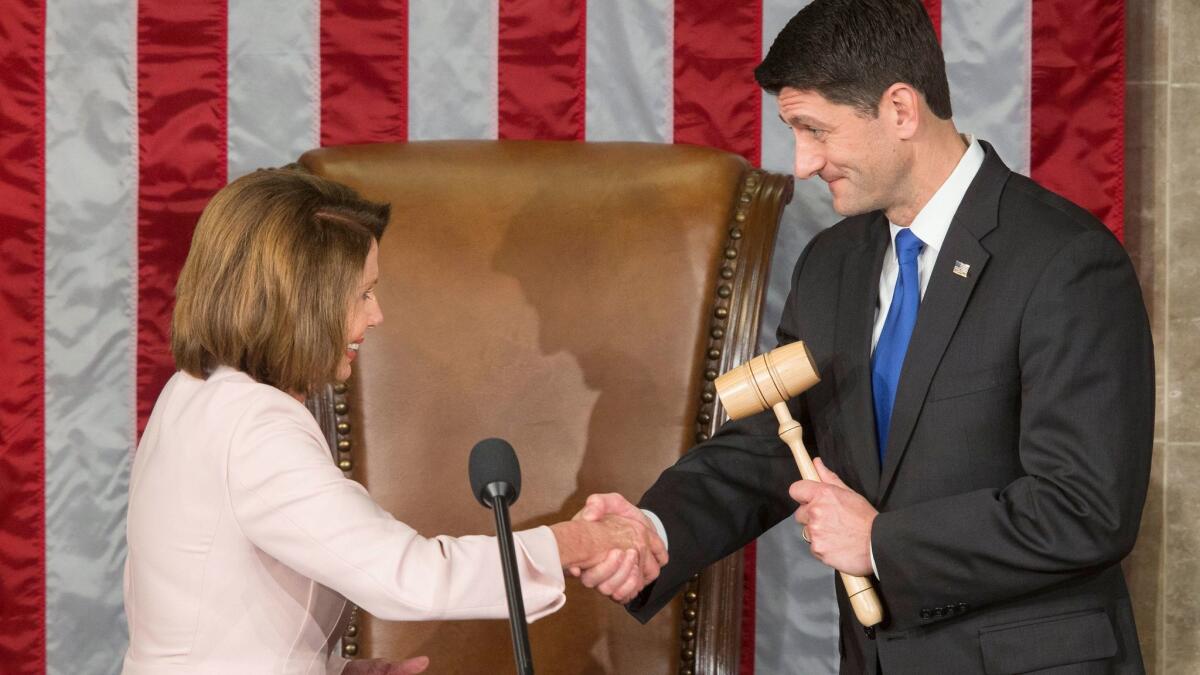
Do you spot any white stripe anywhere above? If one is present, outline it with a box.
[585,0,672,142]
[759,0,811,175]
[228,0,321,178]
[754,2,847,674]
[408,0,498,140]
[44,0,138,672]
[942,0,1032,175]
[759,0,835,349]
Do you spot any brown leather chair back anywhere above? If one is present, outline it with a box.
[300,141,791,674]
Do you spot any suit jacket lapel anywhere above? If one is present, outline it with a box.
[877,144,1010,499]
[833,214,889,503]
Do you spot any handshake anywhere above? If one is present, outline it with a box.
[549,493,667,605]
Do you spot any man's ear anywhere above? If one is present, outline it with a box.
[880,83,921,140]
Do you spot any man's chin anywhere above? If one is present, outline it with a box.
[830,198,865,217]
[828,192,875,218]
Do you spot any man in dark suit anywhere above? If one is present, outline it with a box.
[572,0,1154,672]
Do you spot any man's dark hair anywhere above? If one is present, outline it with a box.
[755,0,952,119]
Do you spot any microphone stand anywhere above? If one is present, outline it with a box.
[485,481,534,675]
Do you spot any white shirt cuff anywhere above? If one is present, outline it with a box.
[641,509,669,551]
[870,540,879,579]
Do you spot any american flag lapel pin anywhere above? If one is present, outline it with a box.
[953,260,970,278]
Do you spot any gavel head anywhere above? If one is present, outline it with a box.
[714,341,820,420]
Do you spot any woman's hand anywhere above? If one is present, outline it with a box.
[550,502,668,603]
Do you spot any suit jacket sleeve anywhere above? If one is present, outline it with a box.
[225,394,567,622]
[628,235,823,622]
[870,228,1154,630]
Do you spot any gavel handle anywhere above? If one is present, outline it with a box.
[772,403,884,628]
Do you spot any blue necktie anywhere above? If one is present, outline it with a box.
[872,229,925,461]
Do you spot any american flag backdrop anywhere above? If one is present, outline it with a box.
[0,1,1125,673]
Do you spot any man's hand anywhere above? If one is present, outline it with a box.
[790,458,877,577]
[342,656,430,674]
[551,493,668,604]
[575,493,668,579]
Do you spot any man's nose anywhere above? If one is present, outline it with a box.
[792,137,825,180]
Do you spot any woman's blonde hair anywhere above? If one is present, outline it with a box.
[172,169,389,394]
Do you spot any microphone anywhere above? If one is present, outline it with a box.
[468,438,534,675]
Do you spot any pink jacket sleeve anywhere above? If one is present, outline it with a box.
[224,393,566,622]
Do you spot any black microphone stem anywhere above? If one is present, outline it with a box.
[491,493,534,675]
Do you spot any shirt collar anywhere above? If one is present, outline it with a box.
[888,135,985,254]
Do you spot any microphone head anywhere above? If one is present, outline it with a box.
[468,438,522,508]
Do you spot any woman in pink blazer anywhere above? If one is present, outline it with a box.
[121,170,664,675]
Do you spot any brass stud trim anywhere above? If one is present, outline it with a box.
[680,168,766,674]
[342,604,361,659]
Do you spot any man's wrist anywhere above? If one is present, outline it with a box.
[641,509,669,551]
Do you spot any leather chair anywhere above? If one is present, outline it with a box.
[300,140,791,674]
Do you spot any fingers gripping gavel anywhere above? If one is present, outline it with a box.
[714,341,884,628]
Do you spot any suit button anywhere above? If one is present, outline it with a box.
[920,609,931,619]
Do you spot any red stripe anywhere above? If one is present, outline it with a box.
[921,0,941,41]
[674,0,762,166]
[496,0,585,139]
[739,540,757,675]
[320,0,409,145]
[1031,0,1125,241]
[498,0,586,140]
[0,1,44,671]
[137,1,228,434]
[671,2,764,670]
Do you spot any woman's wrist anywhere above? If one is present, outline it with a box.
[549,520,590,569]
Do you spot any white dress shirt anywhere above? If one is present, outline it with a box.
[865,136,984,576]
[872,136,985,351]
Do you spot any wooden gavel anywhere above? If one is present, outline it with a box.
[714,341,884,628]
